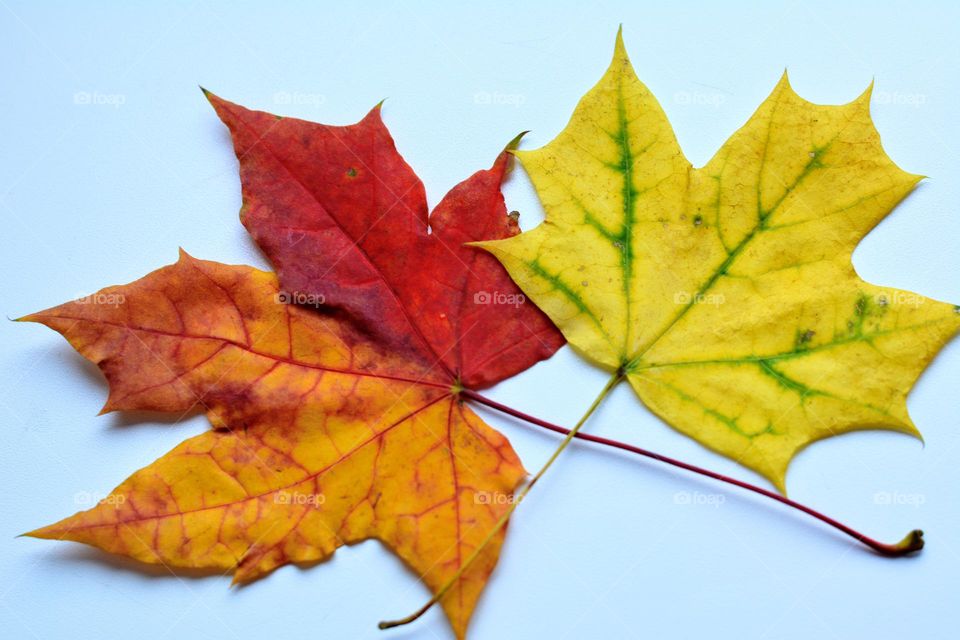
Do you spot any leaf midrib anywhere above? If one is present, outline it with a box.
[32,314,451,391]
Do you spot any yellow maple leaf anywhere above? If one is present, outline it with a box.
[477,30,960,492]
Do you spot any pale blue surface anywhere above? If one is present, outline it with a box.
[2,2,959,639]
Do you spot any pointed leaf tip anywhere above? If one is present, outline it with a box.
[613,25,627,56]
[200,87,229,115]
[504,131,528,153]
[199,86,219,104]
[362,99,388,124]
[856,79,875,106]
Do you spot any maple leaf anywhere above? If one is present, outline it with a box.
[204,92,559,387]
[22,97,563,639]
[477,30,960,492]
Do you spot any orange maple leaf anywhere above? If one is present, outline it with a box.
[22,96,563,639]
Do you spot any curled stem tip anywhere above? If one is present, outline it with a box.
[884,529,924,556]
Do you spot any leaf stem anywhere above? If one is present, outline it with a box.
[461,388,923,558]
[378,372,623,632]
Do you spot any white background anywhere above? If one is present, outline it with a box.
[2,2,959,639]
